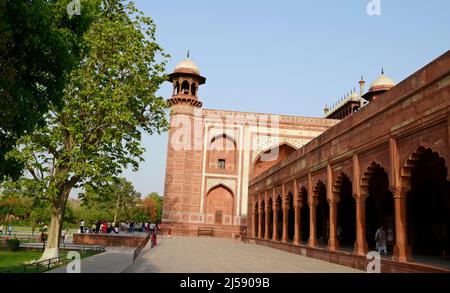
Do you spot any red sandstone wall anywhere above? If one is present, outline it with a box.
[72,234,143,247]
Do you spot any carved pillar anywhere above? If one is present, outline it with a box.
[389,137,412,261]
[353,154,368,255]
[258,196,263,239]
[264,191,270,241]
[328,200,339,251]
[327,165,339,251]
[281,183,288,243]
[293,180,301,245]
[393,188,412,262]
[355,197,368,256]
[272,188,278,241]
[308,174,317,247]
[253,197,258,238]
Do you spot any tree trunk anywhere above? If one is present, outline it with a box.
[39,182,73,261]
[39,206,64,261]
[31,217,36,236]
[113,192,121,224]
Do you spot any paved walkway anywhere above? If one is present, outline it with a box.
[124,237,362,273]
[49,247,135,273]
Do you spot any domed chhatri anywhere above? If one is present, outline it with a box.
[369,68,396,92]
[167,52,206,108]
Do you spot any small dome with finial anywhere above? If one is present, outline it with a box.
[369,67,395,92]
[174,50,200,75]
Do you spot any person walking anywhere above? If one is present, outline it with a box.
[80,219,85,234]
[7,224,12,236]
[375,225,387,255]
[61,228,67,244]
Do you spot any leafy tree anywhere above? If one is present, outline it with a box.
[79,177,142,224]
[143,192,163,223]
[0,0,101,180]
[5,0,169,260]
[1,178,51,232]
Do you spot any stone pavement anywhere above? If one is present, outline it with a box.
[124,236,363,273]
[48,247,135,273]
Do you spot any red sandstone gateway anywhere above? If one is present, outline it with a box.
[162,55,336,238]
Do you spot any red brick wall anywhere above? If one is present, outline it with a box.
[73,234,143,247]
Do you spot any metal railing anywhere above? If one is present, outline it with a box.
[0,245,105,273]
[132,231,164,262]
[0,256,69,273]
[133,232,151,262]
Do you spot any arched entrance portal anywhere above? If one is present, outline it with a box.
[337,174,356,248]
[288,193,295,242]
[268,197,274,240]
[206,185,234,225]
[276,195,283,241]
[300,187,310,243]
[365,164,395,253]
[406,148,450,260]
[315,182,329,246]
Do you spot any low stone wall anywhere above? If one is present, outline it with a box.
[253,238,450,273]
[163,223,240,238]
[73,234,144,247]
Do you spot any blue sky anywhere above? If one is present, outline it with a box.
[122,0,450,197]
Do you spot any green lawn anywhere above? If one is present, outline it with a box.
[0,249,97,273]
[0,250,68,272]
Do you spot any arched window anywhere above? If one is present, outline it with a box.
[191,83,197,96]
[174,81,180,95]
[181,80,190,95]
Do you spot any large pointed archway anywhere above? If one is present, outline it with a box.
[405,147,450,260]
[206,185,234,225]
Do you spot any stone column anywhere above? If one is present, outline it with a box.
[328,200,339,251]
[354,197,368,256]
[253,197,258,238]
[282,204,288,243]
[353,153,368,255]
[327,165,339,251]
[264,192,270,241]
[308,173,317,247]
[293,180,301,245]
[281,183,288,243]
[272,200,281,241]
[258,198,263,239]
[393,188,412,262]
[308,199,318,247]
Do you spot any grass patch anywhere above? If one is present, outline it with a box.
[0,249,99,273]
